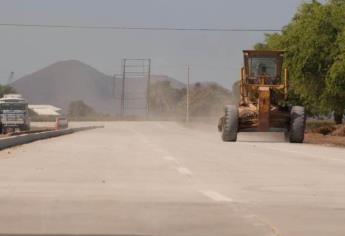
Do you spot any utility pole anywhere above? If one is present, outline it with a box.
[7,72,14,85]
[113,74,116,98]
[186,65,190,123]
[121,59,126,118]
[146,59,151,119]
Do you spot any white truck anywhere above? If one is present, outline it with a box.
[0,94,30,133]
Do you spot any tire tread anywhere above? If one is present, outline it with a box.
[289,106,306,143]
[222,105,239,142]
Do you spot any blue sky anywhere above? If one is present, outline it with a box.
[0,0,306,88]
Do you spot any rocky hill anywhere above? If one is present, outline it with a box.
[11,60,184,116]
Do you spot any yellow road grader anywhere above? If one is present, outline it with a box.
[218,50,306,143]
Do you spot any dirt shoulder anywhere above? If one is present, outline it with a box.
[305,122,345,147]
[305,133,345,147]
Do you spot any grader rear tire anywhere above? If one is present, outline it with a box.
[289,106,306,143]
[222,105,239,142]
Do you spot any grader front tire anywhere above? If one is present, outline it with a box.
[289,106,306,143]
[222,105,239,142]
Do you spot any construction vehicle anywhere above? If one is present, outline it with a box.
[0,94,30,134]
[218,50,306,143]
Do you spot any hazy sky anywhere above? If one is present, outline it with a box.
[0,0,306,88]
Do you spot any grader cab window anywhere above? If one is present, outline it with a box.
[248,57,279,84]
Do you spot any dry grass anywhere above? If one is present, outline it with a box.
[332,125,345,137]
[305,121,345,147]
[305,133,345,147]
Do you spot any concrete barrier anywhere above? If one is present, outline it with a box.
[0,126,103,151]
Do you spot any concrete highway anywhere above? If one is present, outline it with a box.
[0,122,345,236]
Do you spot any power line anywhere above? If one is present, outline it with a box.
[0,23,281,32]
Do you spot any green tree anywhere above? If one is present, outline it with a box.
[0,85,16,98]
[150,81,234,118]
[177,82,233,117]
[325,27,345,124]
[149,81,185,115]
[68,100,95,117]
[256,0,345,123]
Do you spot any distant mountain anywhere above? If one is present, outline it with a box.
[11,60,185,116]
[11,60,118,114]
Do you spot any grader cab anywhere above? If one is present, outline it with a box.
[218,50,306,143]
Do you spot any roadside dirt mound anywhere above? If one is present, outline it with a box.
[311,124,345,137]
[332,125,345,137]
[312,126,336,135]
[307,123,345,147]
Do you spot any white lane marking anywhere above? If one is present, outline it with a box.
[147,143,166,153]
[164,156,177,162]
[141,139,150,144]
[242,214,257,219]
[200,190,233,202]
[242,214,281,235]
[176,167,193,177]
[155,123,164,129]
[164,156,176,161]
[153,147,165,153]
[146,142,155,147]
[253,223,266,227]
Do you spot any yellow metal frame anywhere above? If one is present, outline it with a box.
[240,67,289,105]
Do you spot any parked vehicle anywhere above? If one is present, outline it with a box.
[55,115,69,130]
[0,94,30,134]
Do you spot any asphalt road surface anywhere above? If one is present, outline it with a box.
[0,122,345,236]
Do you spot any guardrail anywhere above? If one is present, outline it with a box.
[0,126,104,151]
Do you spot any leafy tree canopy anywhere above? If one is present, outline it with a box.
[255,0,345,123]
[68,100,96,117]
[0,85,16,98]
